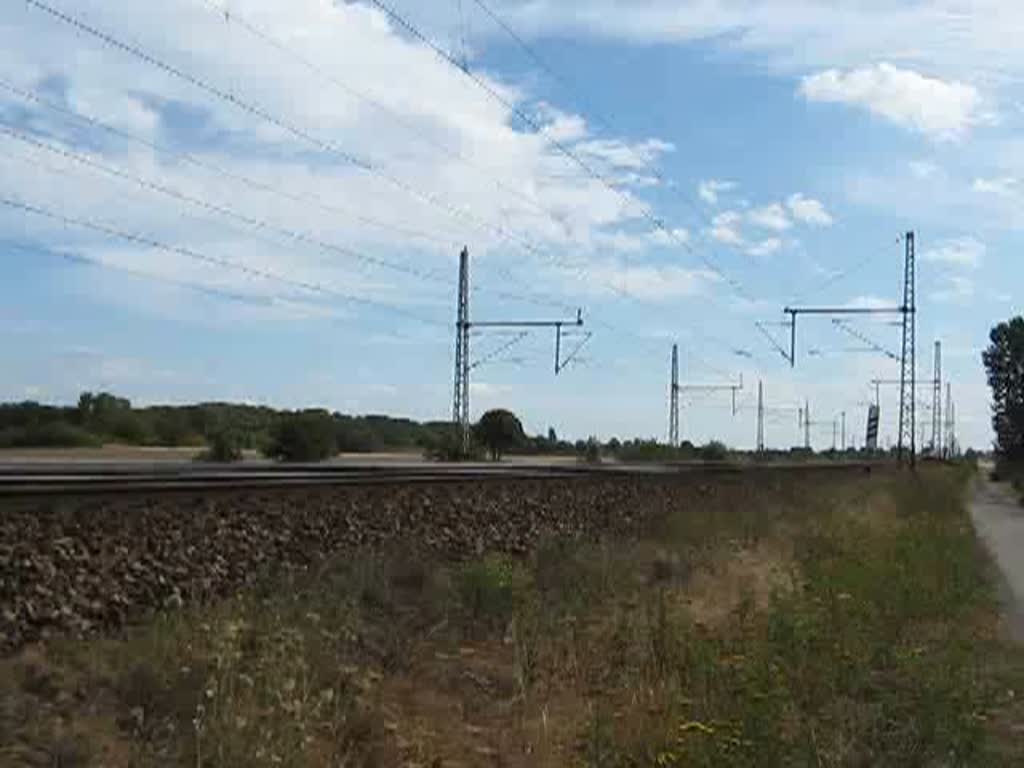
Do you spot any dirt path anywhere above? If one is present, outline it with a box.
[970,466,1024,641]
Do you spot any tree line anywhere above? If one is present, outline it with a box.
[0,394,742,463]
[0,392,456,459]
[983,315,1024,467]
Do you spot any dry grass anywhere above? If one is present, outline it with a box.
[2,466,1022,766]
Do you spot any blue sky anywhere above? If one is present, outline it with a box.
[2,0,1021,450]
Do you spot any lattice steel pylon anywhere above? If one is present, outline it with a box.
[945,382,954,459]
[932,340,942,456]
[897,232,917,466]
[757,380,765,453]
[669,344,680,448]
[452,246,471,453]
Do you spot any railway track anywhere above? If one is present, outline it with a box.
[0,460,884,497]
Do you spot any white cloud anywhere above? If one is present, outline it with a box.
[909,161,939,180]
[0,0,684,322]
[931,275,975,304]
[972,176,1019,197]
[589,227,688,253]
[748,203,791,232]
[710,211,743,245]
[786,193,834,226]
[577,137,675,171]
[922,237,985,269]
[698,179,735,205]
[799,63,986,141]
[746,238,782,257]
[491,2,1024,92]
[577,261,717,301]
[470,381,513,400]
[646,227,691,247]
[845,295,898,310]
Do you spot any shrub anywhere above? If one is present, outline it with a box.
[196,431,244,463]
[456,555,526,628]
[0,422,101,449]
[264,412,338,462]
[422,427,483,462]
[335,423,382,453]
[699,440,730,461]
[473,409,526,461]
[578,437,602,464]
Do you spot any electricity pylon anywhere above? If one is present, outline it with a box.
[669,344,680,448]
[452,247,584,454]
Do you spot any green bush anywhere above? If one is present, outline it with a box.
[0,422,101,449]
[106,412,151,444]
[699,440,730,461]
[473,409,527,461]
[456,555,526,628]
[578,437,602,464]
[335,423,382,453]
[422,428,484,462]
[264,412,338,462]
[196,431,244,463]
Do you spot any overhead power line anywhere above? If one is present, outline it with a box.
[21,0,767,378]
[21,0,585,284]
[0,195,447,327]
[186,2,582,313]
[831,319,900,362]
[0,121,451,286]
[365,0,754,304]
[0,78,462,252]
[2,238,338,314]
[363,0,781,377]
[0,78,581,314]
[196,0,562,229]
[466,0,787,290]
[788,234,904,306]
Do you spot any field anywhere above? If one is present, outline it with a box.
[2,465,1023,766]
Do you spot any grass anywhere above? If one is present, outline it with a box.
[2,466,1023,766]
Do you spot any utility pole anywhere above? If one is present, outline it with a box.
[774,233,917,465]
[757,380,765,453]
[669,344,680,448]
[951,399,958,457]
[804,399,811,449]
[931,341,942,456]
[841,411,846,452]
[782,306,903,368]
[452,247,471,454]
[945,383,953,459]
[676,374,744,443]
[451,247,584,456]
[897,231,917,466]
[832,419,837,452]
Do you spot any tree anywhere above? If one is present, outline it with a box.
[578,437,601,464]
[474,409,526,461]
[699,440,730,462]
[197,430,244,463]
[983,316,1024,458]
[264,411,338,462]
[77,391,131,426]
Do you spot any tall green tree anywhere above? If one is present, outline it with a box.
[264,411,338,462]
[982,316,1024,458]
[474,409,526,461]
